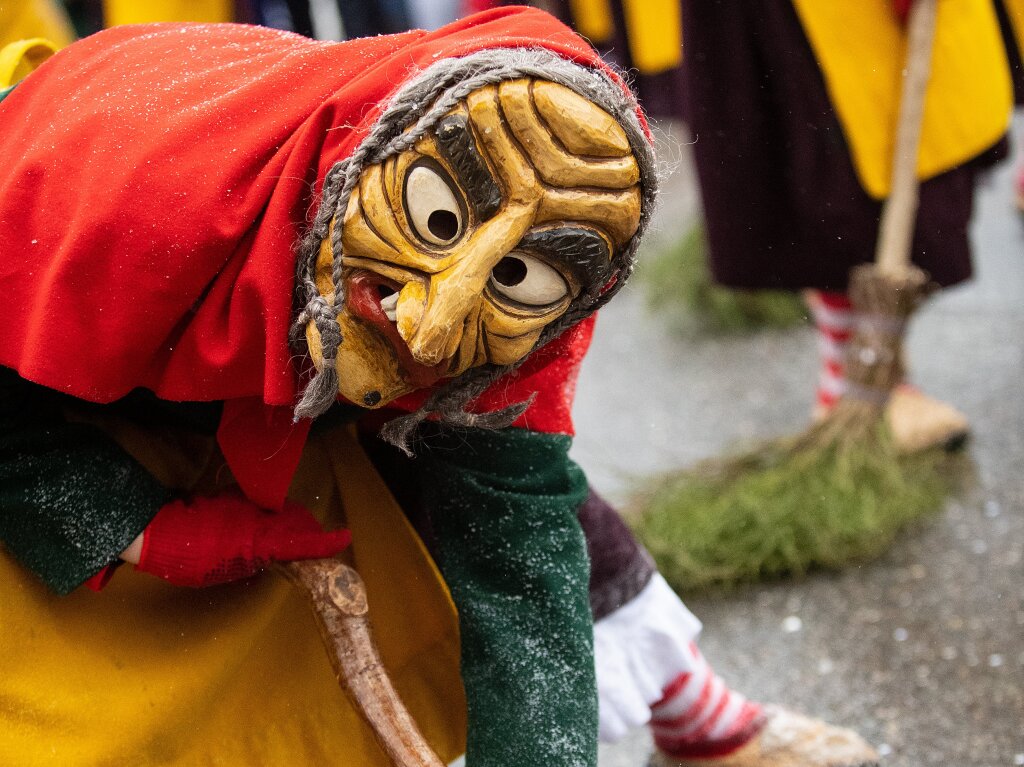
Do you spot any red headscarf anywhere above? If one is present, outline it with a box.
[0,10,642,506]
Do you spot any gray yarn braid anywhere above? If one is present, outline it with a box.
[292,47,658,451]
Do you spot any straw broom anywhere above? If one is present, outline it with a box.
[631,0,963,591]
[803,0,936,451]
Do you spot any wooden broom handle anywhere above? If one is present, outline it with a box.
[874,0,939,276]
[280,559,446,767]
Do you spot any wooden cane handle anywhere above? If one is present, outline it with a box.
[281,559,446,767]
[874,0,938,276]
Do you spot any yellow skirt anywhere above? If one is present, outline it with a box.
[792,0,1013,199]
[0,423,466,766]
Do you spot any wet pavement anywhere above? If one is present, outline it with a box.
[574,120,1024,767]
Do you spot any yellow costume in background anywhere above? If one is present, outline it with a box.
[0,36,55,86]
[103,0,233,26]
[0,0,68,85]
[1007,0,1024,49]
[568,0,682,73]
[0,0,74,48]
[792,0,1014,198]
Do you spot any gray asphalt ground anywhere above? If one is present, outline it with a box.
[574,120,1024,767]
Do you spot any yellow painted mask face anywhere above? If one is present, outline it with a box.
[307,79,642,408]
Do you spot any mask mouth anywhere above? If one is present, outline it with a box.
[344,269,449,390]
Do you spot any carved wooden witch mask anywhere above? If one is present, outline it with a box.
[305,79,643,409]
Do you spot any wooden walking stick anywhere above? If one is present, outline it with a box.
[280,558,446,767]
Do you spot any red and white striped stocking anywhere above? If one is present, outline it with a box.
[804,289,855,412]
[650,642,765,759]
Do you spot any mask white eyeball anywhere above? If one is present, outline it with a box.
[404,164,464,246]
[489,252,569,307]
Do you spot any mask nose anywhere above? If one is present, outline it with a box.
[397,269,487,368]
[395,202,538,368]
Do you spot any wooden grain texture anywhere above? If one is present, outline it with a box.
[874,0,938,276]
[499,80,640,189]
[532,81,631,158]
[281,559,446,767]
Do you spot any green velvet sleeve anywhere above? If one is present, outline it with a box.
[0,368,172,594]
[415,424,596,767]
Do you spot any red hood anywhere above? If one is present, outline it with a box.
[0,9,630,405]
[0,11,636,507]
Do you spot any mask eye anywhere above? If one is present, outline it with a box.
[489,252,569,307]
[404,164,464,246]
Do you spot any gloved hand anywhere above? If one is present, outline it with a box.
[135,493,351,587]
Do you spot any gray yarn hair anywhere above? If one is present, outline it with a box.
[291,47,658,452]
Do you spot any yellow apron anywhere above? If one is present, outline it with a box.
[0,420,466,766]
[792,0,1014,199]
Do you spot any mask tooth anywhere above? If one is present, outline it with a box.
[395,281,427,343]
[380,291,399,322]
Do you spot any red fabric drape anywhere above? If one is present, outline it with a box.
[0,10,638,505]
[0,9,613,406]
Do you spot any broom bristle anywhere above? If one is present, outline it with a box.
[629,264,952,592]
[629,424,963,592]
